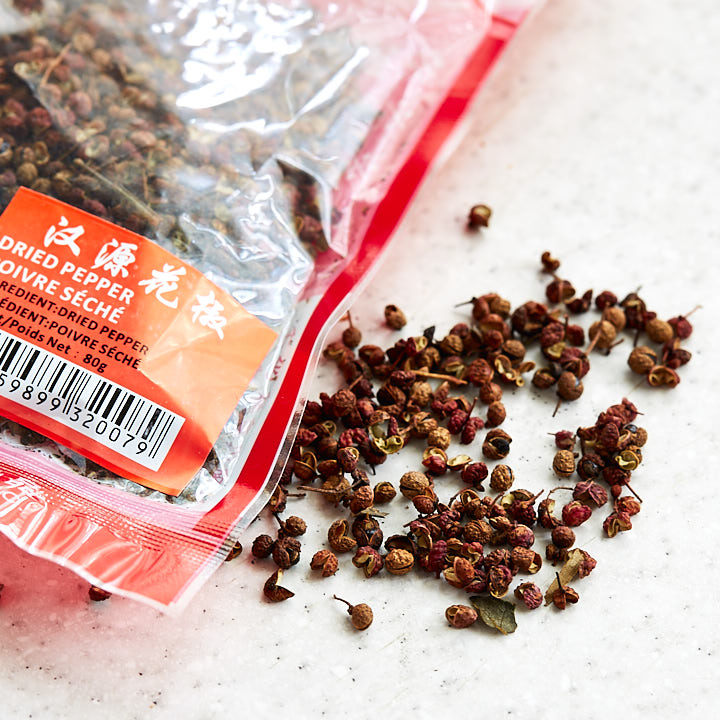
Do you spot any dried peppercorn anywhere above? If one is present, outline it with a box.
[224,541,244,562]
[552,430,575,450]
[551,573,579,610]
[510,547,542,574]
[463,519,494,544]
[545,544,569,566]
[577,550,598,578]
[327,519,358,553]
[616,496,642,516]
[465,358,494,385]
[507,524,535,549]
[413,494,436,515]
[627,346,657,374]
[373,481,397,504]
[573,481,608,507]
[561,501,592,527]
[546,278,575,304]
[342,313,362,348]
[488,564,513,598]
[446,604,478,628]
[647,365,680,388]
[551,525,576,549]
[334,596,373,630]
[272,537,301,569]
[595,290,618,310]
[348,486,374,514]
[540,251,561,274]
[565,289,593,314]
[427,427,452,450]
[490,464,514,492]
[603,511,633,537]
[384,304,407,330]
[515,582,543,609]
[352,546,384,577]
[443,556,476,588]
[252,534,276,559]
[283,516,308,537]
[552,449,576,478]
[556,371,583,401]
[467,203,492,230]
[310,550,339,577]
[399,471,432,499]
[461,417,484,444]
[482,429,512,460]
[264,570,294,603]
[478,381,503,404]
[486,401,506,427]
[385,548,415,576]
[588,320,617,351]
[88,585,112,602]
[645,318,673,344]
[461,461,489,489]
[668,312,696,339]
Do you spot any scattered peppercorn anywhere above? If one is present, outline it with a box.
[310,550,339,577]
[467,203,492,230]
[445,604,478,628]
[384,304,407,330]
[88,585,112,602]
[334,595,373,630]
[246,252,681,633]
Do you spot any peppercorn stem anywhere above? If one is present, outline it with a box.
[40,42,72,87]
[413,370,467,386]
[586,331,601,355]
[297,486,347,497]
[624,482,643,503]
[333,595,353,610]
[403,514,440,527]
[74,158,160,223]
[552,398,563,417]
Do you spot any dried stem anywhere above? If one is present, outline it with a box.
[74,158,159,222]
[40,42,72,87]
[413,370,467,386]
[624,482,643,503]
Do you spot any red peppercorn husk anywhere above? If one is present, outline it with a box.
[561,501,592,527]
[515,582,543,609]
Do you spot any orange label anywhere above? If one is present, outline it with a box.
[0,188,277,495]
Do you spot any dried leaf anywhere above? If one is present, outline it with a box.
[544,548,584,605]
[469,595,517,635]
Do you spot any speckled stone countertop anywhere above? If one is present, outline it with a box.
[1,0,719,718]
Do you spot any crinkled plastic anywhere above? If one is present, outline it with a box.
[0,0,537,609]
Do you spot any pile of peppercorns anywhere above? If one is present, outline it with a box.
[239,251,694,632]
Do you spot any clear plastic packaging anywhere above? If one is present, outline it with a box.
[0,0,537,609]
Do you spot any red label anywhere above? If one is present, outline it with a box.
[0,188,277,495]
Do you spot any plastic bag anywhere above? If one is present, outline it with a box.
[0,0,537,609]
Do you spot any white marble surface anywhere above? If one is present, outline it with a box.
[1,0,719,718]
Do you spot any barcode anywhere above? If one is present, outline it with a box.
[0,329,184,471]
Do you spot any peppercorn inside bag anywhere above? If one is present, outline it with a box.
[0,0,538,609]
